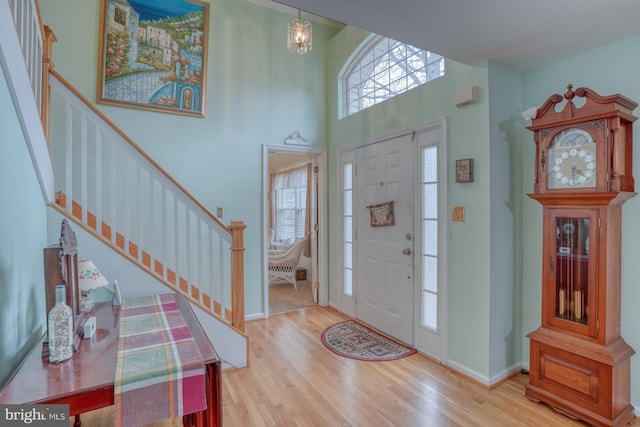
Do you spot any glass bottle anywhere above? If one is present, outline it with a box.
[48,284,73,364]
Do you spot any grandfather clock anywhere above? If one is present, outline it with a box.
[525,84,637,426]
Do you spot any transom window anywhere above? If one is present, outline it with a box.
[341,35,445,118]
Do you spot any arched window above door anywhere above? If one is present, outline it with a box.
[340,35,445,118]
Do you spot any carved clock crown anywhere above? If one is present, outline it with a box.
[528,84,638,194]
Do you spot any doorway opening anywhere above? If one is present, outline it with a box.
[262,145,326,317]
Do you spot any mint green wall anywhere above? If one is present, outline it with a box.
[39,0,339,316]
[522,34,640,408]
[487,62,524,381]
[0,66,48,388]
[327,26,501,381]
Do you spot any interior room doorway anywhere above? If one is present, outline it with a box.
[263,145,326,317]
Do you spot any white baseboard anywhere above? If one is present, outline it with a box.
[446,359,490,385]
[245,312,265,321]
[446,359,523,387]
[488,363,524,386]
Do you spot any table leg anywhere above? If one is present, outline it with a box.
[205,363,222,427]
[191,411,205,427]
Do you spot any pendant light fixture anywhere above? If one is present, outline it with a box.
[288,9,312,54]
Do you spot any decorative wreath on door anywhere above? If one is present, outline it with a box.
[367,201,395,227]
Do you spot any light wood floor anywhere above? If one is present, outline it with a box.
[74,306,638,426]
[269,279,315,314]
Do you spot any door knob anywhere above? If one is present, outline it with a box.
[403,248,412,256]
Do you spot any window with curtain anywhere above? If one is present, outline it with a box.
[273,166,308,242]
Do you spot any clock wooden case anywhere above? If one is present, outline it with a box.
[525,84,637,427]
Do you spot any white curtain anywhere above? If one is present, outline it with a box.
[273,166,308,242]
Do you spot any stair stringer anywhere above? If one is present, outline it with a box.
[47,207,248,369]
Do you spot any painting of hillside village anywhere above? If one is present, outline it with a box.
[97,0,209,116]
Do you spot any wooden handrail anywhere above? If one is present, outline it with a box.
[50,198,247,336]
[48,68,231,234]
[41,25,56,145]
[48,72,248,331]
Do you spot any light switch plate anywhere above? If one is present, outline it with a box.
[452,206,465,221]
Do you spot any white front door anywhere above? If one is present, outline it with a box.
[355,134,414,344]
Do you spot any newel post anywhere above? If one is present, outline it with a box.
[229,221,246,332]
[41,25,57,144]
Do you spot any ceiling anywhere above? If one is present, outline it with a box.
[265,0,640,73]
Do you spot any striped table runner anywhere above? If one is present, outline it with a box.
[114,293,207,427]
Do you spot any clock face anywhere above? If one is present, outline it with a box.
[547,128,596,189]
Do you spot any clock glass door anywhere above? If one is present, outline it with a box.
[545,208,597,337]
[554,216,589,325]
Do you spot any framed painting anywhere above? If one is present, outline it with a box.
[455,158,474,183]
[97,0,209,117]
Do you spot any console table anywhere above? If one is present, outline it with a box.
[0,293,222,427]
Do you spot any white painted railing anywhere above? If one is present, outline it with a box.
[7,0,43,111]
[48,71,245,329]
[3,0,54,202]
[6,0,245,331]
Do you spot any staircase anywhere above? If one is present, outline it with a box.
[5,0,248,368]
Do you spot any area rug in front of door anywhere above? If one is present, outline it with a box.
[321,320,416,361]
